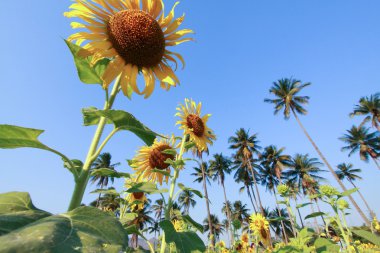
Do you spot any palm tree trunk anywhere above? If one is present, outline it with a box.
[250,184,260,210]
[273,188,289,243]
[246,185,258,213]
[221,180,234,245]
[201,162,214,248]
[294,198,304,228]
[291,108,371,226]
[310,203,320,234]
[349,180,376,218]
[247,162,265,215]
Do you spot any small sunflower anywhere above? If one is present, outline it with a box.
[131,137,176,185]
[176,98,216,152]
[249,213,270,245]
[172,219,186,232]
[126,191,147,210]
[241,233,249,245]
[65,0,193,98]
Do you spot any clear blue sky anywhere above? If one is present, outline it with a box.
[1,0,379,242]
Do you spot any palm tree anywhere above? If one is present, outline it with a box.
[340,126,380,170]
[260,145,292,180]
[335,163,375,218]
[178,190,196,215]
[229,128,264,214]
[191,161,214,245]
[350,93,380,131]
[266,207,293,240]
[128,204,154,248]
[264,78,371,226]
[209,153,234,244]
[231,200,250,224]
[90,152,120,207]
[204,214,225,243]
[152,198,165,221]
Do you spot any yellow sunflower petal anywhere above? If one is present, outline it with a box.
[102,55,125,88]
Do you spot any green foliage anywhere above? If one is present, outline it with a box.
[352,230,380,247]
[126,182,168,194]
[314,238,340,253]
[65,40,110,85]
[91,168,131,179]
[82,108,159,145]
[274,228,316,253]
[0,192,128,253]
[159,220,206,253]
[305,212,326,220]
[177,183,203,198]
[182,215,204,233]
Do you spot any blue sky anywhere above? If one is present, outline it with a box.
[1,0,379,242]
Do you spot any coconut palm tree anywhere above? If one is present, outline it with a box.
[209,153,234,244]
[231,200,250,225]
[335,163,375,218]
[90,152,120,207]
[178,190,196,215]
[229,128,264,214]
[265,207,293,240]
[340,126,380,170]
[350,93,380,131]
[128,204,154,248]
[264,78,371,226]
[203,214,225,244]
[152,198,165,221]
[191,161,214,245]
[260,145,292,180]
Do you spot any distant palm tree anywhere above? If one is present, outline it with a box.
[264,78,371,226]
[209,153,234,244]
[231,200,250,225]
[265,207,293,240]
[350,93,380,131]
[260,145,292,180]
[128,204,154,248]
[90,152,120,207]
[335,163,375,218]
[340,126,380,170]
[229,128,264,214]
[152,198,165,221]
[203,214,225,243]
[178,190,196,215]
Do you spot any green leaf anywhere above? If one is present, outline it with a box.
[305,212,325,220]
[273,246,303,253]
[91,168,131,179]
[0,205,128,252]
[151,169,171,177]
[119,213,138,225]
[65,40,110,84]
[127,182,168,194]
[161,148,177,156]
[159,220,206,253]
[0,192,51,235]
[296,202,312,209]
[340,188,358,197]
[82,108,159,145]
[177,183,203,198]
[182,215,204,233]
[314,238,340,253]
[277,200,287,205]
[90,188,119,196]
[269,217,287,222]
[352,230,380,246]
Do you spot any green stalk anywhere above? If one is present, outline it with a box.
[160,134,187,253]
[333,207,351,252]
[67,79,121,211]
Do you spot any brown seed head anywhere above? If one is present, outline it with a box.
[133,192,144,199]
[107,10,165,68]
[149,144,174,170]
[186,114,205,137]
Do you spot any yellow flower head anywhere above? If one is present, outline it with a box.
[241,233,249,244]
[249,213,270,245]
[176,98,216,152]
[173,219,186,232]
[126,191,147,210]
[65,0,193,98]
[216,240,226,249]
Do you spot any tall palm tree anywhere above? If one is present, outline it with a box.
[178,190,196,215]
[191,161,214,245]
[203,214,225,244]
[209,153,234,244]
[335,163,375,218]
[128,204,154,248]
[264,78,371,226]
[152,198,165,221]
[231,200,250,225]
[340,126,380,170]
[260,145,292,180]
[265,207,293,240]
[90,152,120,207]
[229,128,264,214]
[350,93,380,131]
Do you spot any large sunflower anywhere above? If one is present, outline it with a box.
[176,98,216,152]
[65,0,193,98]
[131,137,176,184]
[249,213,270,246]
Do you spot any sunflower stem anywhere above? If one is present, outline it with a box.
[160,134,187,253]
[67,78,121,211]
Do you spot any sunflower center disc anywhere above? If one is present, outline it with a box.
[186,114,205,137]
[149,144,174,170]
[108,10,165,68]
[133,192,144,199]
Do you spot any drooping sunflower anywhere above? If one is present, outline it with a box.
[65,0,193,98]
[126,191,147,210]
[131,137,176,185]
[249,213,270,246]
[176,98,216,152]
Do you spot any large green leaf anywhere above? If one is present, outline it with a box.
[82,108,159,145]
[0,192,51,235]
[91,168,131,179]
[159,220,205,253]
[126,182,168,195]
[304,212,325,220]
[65,40,110,85]
[352,230,380,246]
[0,205,128,253]
[182,215,204,233]
[314,238,340,253]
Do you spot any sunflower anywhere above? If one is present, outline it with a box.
[131,137,176,184]
[126,191,147,210]
[172,219,186,232]
[241,233,249,245]
[249,213,270,246]
[65,0,193,98]
[176,98,216,152]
